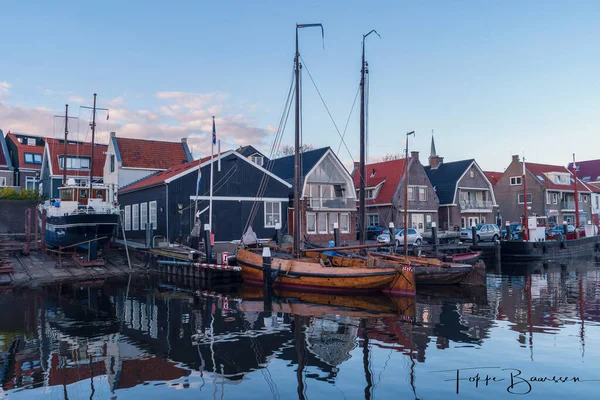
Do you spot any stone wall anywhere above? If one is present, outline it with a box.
[0,200,38,234]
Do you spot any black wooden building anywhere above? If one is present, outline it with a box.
[117,149,291,243]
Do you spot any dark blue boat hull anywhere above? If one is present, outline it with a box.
[40,213,119,249]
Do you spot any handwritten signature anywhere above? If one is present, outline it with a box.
[431,367,600,395]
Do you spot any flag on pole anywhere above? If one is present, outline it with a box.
[212,116,216,145]
[522,157,526,176]
[196,167,202,194]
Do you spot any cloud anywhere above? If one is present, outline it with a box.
[0,81,10,99]
[67,95,85,103]
[0,89,273,159]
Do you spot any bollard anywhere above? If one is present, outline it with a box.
[471,225,478,246]
[275,223,282,247]
[388,222,396,254]
[431,222,438,256]
[262,247,272,313]
[563,221,568,238]
[505,222,512,241]
[333,222,341,247]
[203,224,212,263]
[145,223,152,248]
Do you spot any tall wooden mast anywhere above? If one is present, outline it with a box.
[358,30,380,244]
[81,94,108,194]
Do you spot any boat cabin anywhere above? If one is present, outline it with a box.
[58,185,107,205]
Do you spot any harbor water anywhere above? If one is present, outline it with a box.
[1,262,600,399]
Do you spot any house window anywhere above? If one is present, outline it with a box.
[510,176,522,186]
[366,188,375,199]
[149,201,157,230]
[140,202,148,230]
[329,213,339,233]
[27,138,36,146]
[110,155,115,173]
[368,214,379,226]
[461,217,467,229]
[59,156,91,170]
[307,213,316,234]
[264,201,281,228]
[124,205,131,231]
[79,189,88,199]
[0,177,6,187]
[132,204,139,230]
[470,168,474,178]
[340,213,350,233]
[546,192,551,205]
[24,153,42,165]
[418,187,426,202]
[251,155,264,166]
[518,193,533,204]
[552,193,558,204]
[25,176,37,190]
[317,213,328,233]
[580,194,588,203]
[407,187,415,201]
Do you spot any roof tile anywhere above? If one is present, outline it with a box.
[352,158,408,205]
[45,137,107,177]
[116,137,189,169]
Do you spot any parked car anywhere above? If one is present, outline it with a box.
[546,224,576,239]
[378,228,423,246]
[356,225,386,240]
[460,224,500,242]
[501,223,522,240]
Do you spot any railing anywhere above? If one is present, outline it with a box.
[308,197,351,209]
[560,201,575,210]
[459,200,493,210]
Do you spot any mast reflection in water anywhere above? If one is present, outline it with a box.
[0,262,599,399]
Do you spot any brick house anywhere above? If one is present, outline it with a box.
[494,155,593,227]
[424,138,498,230]
[270,147,357,243]
[352,151,439,233]
[4,131,45,190]
[567,159,600,224]
[103,132,193,202]
[0,130,14,187]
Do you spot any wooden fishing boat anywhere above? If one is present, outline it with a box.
[450,251,482,265]
[236,247,415,296]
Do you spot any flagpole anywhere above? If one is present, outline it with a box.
[209,116,216,231]
[194,152,201,228]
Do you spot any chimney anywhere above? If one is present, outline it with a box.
[110,131,116,138]
[410,151,419,161]
[429,156,443,169]
[512,154,520,163]
[181,138,187,143]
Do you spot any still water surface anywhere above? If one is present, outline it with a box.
[1,263,600,399]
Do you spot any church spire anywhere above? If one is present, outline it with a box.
[429,129,437,158]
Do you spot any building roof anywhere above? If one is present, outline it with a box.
[5,132,45,170]
[0,130,11,168]
[45,137,107,177]
[267,147,329,187]
[237,145,266,159]
[525,162,591,192]
[115,136,192,169]
[352,158,408,205]
[484,171,503,186]
[424,159,474,205]
[567,159,600,183]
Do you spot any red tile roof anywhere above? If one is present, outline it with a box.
[45,137,107,177]
[484,171,502,186]
[525,162,590,192]
[116,137,189,169]
[352,158,409,205]
[6,132,45,170]
[120,153,217,194]
[567,159,600,183]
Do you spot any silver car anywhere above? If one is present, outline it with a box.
[377,228,423,246]
[460,223,500,242]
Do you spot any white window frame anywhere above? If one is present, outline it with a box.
[552,193,558,204]
[124,205,131,231]
[149,201,157,230]
[367,213,379,226]
[329,213,339,233]
[132,204,139,231]
[419,187,426,202]
[510,176,522,186]
[307,212,317,234]
[407,186,415,201]
[317,213,328,234]
[264,201,282,228]
[517,193,533,204]
[251,155,264,166]
[27,138,36,146]
[0,177,6,187]
[25,176,36,190]
[546,191,551,205]
[340,213,350,233]
[470,168,474,178]
[140,202,148,230]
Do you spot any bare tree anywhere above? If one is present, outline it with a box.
[379,153,403,161]
[276,144,314,157]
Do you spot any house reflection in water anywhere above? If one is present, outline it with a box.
[0,266,599,398]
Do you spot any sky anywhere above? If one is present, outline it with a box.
[1,0,599,171]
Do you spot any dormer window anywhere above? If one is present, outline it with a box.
[27,138,36,146]
[370,169,376,178]
[250,155,264,166]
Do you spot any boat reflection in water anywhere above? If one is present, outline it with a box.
[0,264,598,399]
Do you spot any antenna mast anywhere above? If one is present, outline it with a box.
[81,94,108,195]
[53,105,78,187]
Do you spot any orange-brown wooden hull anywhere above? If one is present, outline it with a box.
[236,248,415,296]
